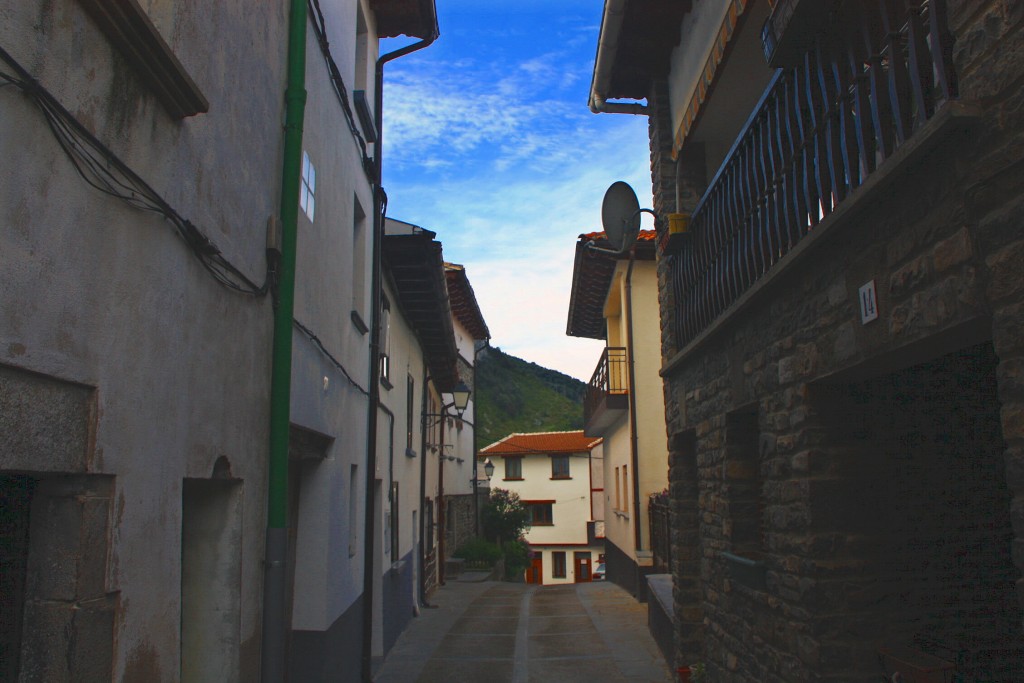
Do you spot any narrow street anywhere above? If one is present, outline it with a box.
[374,579,672,683]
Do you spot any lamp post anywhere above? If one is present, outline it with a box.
[422,381,471,587]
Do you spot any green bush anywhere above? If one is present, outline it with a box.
[452,538,502,565]
[502,538,530,581]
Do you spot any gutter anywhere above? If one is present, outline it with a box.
[589,0,647,115]
[624,249,643,552]
[362,13,439,681]
[262,0,307,680]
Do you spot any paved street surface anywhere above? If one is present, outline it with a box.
[374,579,672,683]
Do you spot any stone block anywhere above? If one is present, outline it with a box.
[889,254,930,296]
[994,302,1024,356]
[0,364,93,472]
[1001,402,1024,443]
[987,239,1024,302]
[933,227,974,272]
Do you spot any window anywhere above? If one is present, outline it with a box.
[406,376,415,452]
[552,551,566,579]
[614,466,621,510]
[551,455,570,479]
[351,197,368,329]
[348,465,358,556]
[621,465,629,512]
[425,499,434,552]
[725,406,762,558]
[528,502,553,526]
[379,296,391,386]
[389,482,399,559]
[300,151,315,222]
[504,457,522,480]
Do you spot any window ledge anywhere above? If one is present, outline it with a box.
[532,522,554,527]
[78,0,208,118]
[550,476,572,480]
[351,310,369,335]
[503,477,523,481]
[721,551,767,591]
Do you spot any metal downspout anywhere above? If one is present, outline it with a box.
[589,0,647,115]
[436,409,447,585]
[362,17,438,682]
[625,249,643,552]
[262,0,307,680]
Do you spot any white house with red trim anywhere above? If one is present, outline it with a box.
[478,431,604,585]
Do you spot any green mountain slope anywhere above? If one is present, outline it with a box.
[474,345,586,448]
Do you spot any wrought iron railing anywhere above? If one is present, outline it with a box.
[650,494,672,573]
[671,0,957,349]
[584,347,628,424]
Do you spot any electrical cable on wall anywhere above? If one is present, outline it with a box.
[292,318,369,397]
[307,0,374,178]
[0,43,272,297]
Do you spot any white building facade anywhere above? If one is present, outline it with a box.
[479,431,604,585]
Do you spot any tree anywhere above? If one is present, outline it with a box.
[481,488,531,547]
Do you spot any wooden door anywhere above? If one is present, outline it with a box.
[526,555,543,584]
[574,552,592,583]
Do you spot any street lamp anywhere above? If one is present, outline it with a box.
[483,458,495,481]
[448,382,471,416]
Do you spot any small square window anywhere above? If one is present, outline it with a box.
[504,457,522,480]
[551,455,570,479]
[300,151,315,222]
[528,503,553,526]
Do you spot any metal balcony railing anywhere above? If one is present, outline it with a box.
[671,0,958,349]
[584,347,628,427]
[649,494,672,573]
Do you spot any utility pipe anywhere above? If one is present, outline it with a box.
[436,408,447,585]
[624,248,643,552]
[589,0,647,115]
[362,17,438,682]
[262,0,307,680]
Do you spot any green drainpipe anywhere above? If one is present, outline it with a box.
[262,0,307,680]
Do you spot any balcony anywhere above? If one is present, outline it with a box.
[584,347,628,436]
[669,0,961,356]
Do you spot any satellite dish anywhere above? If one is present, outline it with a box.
[601,181,641,253]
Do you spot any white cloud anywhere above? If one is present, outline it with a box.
[380,7,657,380]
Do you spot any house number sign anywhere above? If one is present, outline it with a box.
[859,280,878,324]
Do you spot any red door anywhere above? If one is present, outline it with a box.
[574,552,592,583]
[526,555,543,584]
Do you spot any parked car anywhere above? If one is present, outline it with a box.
[593,562,605,580]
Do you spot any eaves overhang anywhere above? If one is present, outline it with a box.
[370,0,438,39]
[566,231,656,340]
[383,230,459,391]
[445,263,490,342]
[591,0,693,103]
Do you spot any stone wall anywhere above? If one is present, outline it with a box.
[649,2,1024,680]
[444,493,476,560]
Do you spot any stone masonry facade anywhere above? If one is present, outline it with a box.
[648,2,1024,681]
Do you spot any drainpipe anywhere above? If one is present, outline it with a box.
[437,408,447,585]
[589,0,647,115]
[262,0,307,680]
[362,19,439,682]
[417,367,431,607]
[624,248,643,552]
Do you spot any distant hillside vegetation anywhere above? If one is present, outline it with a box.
[475,346,585,448]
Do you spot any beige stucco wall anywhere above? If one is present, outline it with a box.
[598,259,669,563]
[496,450,593,547]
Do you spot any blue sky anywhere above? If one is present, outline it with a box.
[381,1,653,381]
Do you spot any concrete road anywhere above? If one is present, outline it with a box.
[374,579,673,683]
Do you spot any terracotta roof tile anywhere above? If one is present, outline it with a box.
[478,430,603,456]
